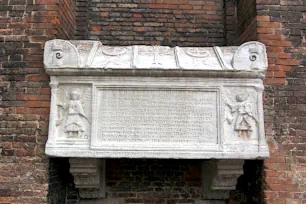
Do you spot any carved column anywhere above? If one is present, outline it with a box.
[202,160,244,202]
[256,84,270,153]
[69,158,105,199]
[47,79,58,146]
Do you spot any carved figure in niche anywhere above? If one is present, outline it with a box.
[65,89,86,137]
[57,88,91,139]
[224,91,258,140]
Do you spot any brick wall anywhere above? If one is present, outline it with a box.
[256,0,306,203]
[0,0,75,203]
[59,0,76,40]
[103,159,202,203]
[237,0,257,43]
[75,0,89,40]
[87,0,225,46]
[224,0,238,46]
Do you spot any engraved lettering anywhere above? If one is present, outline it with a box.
[96,89,219,146]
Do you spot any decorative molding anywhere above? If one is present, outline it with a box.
[44,40,268,72]
[69,158,105,199]
[85,42,101,68]
[202,160,244,200]
[213,46,231,70]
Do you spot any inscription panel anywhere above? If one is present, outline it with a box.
[92,87,221,151]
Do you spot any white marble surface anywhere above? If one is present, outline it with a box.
[44,40,267,71]
[44,40,269,159]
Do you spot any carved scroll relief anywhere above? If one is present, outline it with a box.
[44,40,80,68]
[232,41,268,70]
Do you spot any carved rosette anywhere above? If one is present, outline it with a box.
[202,160,244,200]
[69,158,105,199]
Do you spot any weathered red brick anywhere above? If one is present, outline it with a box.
[264,78,287,85]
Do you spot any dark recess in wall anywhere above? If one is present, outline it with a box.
[230,160,264,204]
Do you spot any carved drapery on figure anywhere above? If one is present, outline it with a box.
[56,87,91,140]
[44,40,269,202]
[224,90,258,140]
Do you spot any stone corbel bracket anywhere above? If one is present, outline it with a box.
[202,160,244,201]
[69,158,105,199]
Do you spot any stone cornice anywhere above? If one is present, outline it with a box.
[44,40,268,78]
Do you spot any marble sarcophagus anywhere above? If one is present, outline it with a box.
[44,40,269,201]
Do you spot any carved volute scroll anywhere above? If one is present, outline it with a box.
[232,41,268,71]
[44,39,80,68]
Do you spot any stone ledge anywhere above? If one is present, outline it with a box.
[47,148,269,159]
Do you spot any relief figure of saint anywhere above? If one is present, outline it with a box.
[225,92,257,140]
[64,89,86,138]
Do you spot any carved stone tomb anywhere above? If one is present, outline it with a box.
[44,40,269,202]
